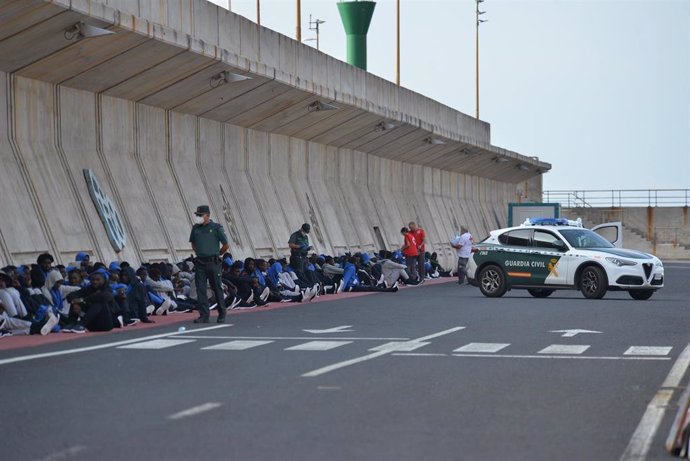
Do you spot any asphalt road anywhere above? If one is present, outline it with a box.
[2,264,690,461]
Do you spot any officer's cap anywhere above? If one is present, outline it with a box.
[195,205,211,216]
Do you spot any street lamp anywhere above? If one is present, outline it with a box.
[475,0,487,119]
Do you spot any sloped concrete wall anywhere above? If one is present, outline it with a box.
[0,72,518,269]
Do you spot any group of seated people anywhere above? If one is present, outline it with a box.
[0,249,452,337]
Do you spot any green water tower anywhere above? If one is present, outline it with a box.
[337,1,376,70]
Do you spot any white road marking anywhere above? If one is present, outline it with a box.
[620,343,690,460]
[452,354,669,361]
[619,390,674,461]
[539,344,590,355]
[393,353,671,361]
[454,343,510,353]
[176,335,410,341]
[550,329,602,338]
[34,445,87,461]
[286,341,353,351]
[303,325,354,334]
[0,324,231,366]
[168,402,223,420]
[369,341,430,352]
[302,326,465,377]
[202,340,274,350]
[662,344,690,388]
[624,346,672,356]
[118,339,196,350]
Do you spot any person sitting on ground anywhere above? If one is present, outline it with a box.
[108,270,138,327]
[378,251,417,287]
[0,270,30,319]
[322,256,345,293]
[120,267,154,323]
[224,261,269,307]
[43,270,81,321]
[64,269,116,333]
[0,298,58,337]
[145,267,176,315]
[429,252,452,277]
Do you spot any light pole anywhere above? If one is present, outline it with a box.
[257,0,260,25]
[307,15,326,50]
[475,0,487,119]
[396,0,400,85]
[296,0,302,42]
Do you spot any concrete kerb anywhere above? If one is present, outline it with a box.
[665,385,690,456]
[0,278,454,352]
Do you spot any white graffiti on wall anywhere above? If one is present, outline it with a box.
[83,169,126,252]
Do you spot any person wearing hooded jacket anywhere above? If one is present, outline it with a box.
[65,270,116,332]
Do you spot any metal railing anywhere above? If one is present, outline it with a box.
[543,189,690,208]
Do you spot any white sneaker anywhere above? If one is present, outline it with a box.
[260,287,270,302]
[155,299,171,316]
[307,287,318,302]
[336,280,345,294]
[377,274,385,285]
[116,315,124,328]
[392,281,399,290]
[145,305,155,315]
[41,311,59,335]
[228,296,242,310]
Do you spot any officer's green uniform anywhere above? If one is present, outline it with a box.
[189,220,228,321]
[288,229,309,274]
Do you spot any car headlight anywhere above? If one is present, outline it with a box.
[655,261,663,268]
[605,257,637,267]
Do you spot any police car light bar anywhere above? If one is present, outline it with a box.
[521,217,583,227]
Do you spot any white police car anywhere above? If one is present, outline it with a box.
[467,218,664,300]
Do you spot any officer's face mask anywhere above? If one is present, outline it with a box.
[194,215,204,225]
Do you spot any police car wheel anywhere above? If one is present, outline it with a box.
[478,265,507,298]
[527,289,555,298]
[579,266,607,299]
[628,289,654,300]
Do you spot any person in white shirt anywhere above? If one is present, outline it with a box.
[450,226,473,285]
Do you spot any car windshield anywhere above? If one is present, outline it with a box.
[559,229,615,249]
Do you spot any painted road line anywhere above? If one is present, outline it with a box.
[662,344,690,388]
[118,339,196,350]
[538,344,590,355]
[175,335,410,341]
[369,341,430,352]
[392,353,671,361]
[619,389,674,461]
[624,346,673,356]
[450,354,670,361]
[620,344,690,461]
[168,402,223,421]
[302,326,465,377]
[286,341,353,351]
[0,324,231,366]
[454,343,510,353]
[34,445,87,461]
[202,340,274,351]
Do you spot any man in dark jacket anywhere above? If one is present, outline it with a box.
[65,269,115,333]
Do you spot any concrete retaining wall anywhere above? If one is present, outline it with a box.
[0,72,518,268]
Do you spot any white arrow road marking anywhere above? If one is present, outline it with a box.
[168,402,223,420]
[302,326,465,377]
[550,329,602,338]
[303,325,354,334]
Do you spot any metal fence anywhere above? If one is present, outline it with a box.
[543,189,690,208]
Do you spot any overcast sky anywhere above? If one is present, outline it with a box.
[208,0,689,192]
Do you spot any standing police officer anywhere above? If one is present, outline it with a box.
[288,223,312,277]
[189,205,229,323]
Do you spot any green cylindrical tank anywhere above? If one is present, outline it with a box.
[337,1,376,70]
